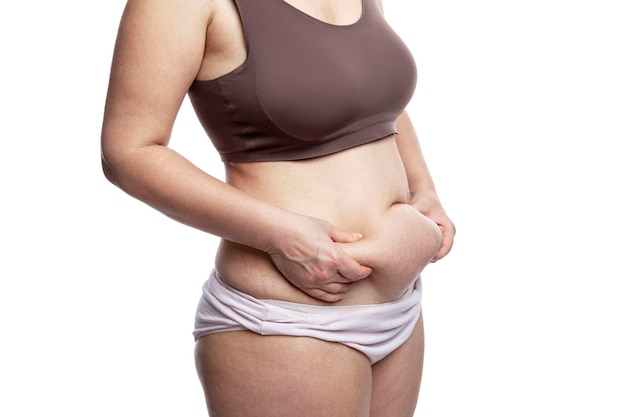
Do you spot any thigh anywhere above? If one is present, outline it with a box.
[370,311,425,417]
[195,331,373,417]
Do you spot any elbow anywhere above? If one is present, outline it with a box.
[101,154,119,186]
[100,139,159,199]
[100,131,139,190]
[100,137,126,189]
[101,126,119,186]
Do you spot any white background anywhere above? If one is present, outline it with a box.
[1,1,624,416]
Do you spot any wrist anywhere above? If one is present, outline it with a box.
[258,209,302,255]
[410,186,438,204]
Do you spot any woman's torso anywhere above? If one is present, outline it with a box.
[196,0,442,305]
[216,137,443,305]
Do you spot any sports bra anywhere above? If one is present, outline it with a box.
[187,0,417,162]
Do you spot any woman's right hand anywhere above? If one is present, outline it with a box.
[266,215,372,302]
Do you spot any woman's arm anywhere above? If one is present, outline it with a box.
[395,111,456,261]
[374,0,455,260]
[101,0,370,301]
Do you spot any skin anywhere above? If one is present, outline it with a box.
[101,0,456,416]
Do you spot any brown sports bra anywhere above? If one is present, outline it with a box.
[187,0,417,162]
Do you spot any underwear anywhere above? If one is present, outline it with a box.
[193,270,422,364]
[187,0,417,162]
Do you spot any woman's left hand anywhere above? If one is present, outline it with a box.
[411,192,456,261]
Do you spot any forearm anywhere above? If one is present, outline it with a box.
[395,110,456,259]
[395,111,438,200]
[102,144,286,252]
[101,143,372,298]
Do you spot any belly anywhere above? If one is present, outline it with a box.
[337,202,442,302]
[215,136,442,305]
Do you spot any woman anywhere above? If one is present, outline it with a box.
[101,0,455,415]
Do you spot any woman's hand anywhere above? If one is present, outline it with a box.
[411,192,456,261]
[266,215,372,302]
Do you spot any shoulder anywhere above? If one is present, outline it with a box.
[119,0,215,27]
[104,0,217,133]
[112,0,215,67]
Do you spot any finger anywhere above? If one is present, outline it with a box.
[307,288,347,303]
[333,239,372,281]
[332,274,361,284]
[328,227,364,243]
[337,260,372,282]
[322,281,355,293]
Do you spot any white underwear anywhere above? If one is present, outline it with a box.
[193,270,422,364]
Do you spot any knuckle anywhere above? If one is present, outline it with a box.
[326,252,342,268]
[317,270,333,282]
